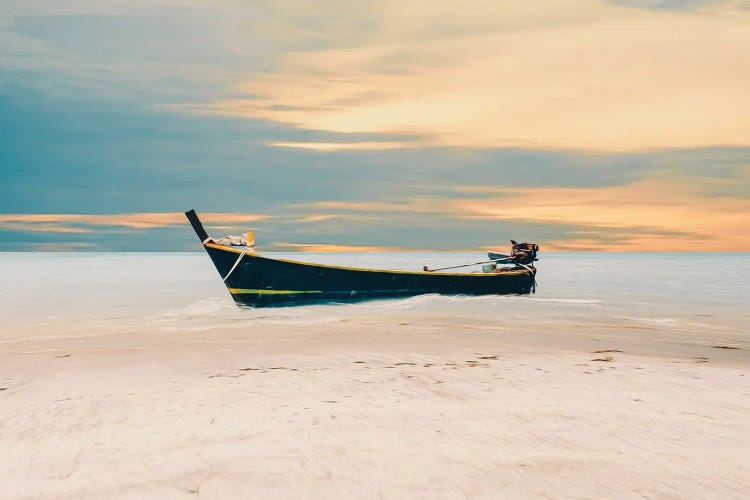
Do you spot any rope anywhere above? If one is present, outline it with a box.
[222,249,248,282]
[425,258,512,272]
[516,263,537,293]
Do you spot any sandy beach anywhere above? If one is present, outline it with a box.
[2,309,748,500]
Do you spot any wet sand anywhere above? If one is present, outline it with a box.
[1,317,749,499]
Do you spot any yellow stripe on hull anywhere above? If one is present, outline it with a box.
[228,288,324,295]
[206,243,532,277]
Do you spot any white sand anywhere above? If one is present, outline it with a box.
[1,318,749,499]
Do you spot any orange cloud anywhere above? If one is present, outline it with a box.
[297,177,750,251]
[300,214,344,222]
[453,180,750,251]
[25,242,96,252]
[0,212,268,230]
[0,222,91,234]
[181,0,750,152]
[273,242,405,252]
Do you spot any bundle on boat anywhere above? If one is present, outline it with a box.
[185,209,539,307]
[207,233,254,248]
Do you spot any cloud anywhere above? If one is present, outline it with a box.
[191,0,750,152]
[6,1,749,152]
[272,243,407,252]
[451,180,750,250]
[269,141,420,151]
[0,2,278,102]
[307,200,444,214]
[290,176,750,251]
[0,222,91,234]
[3,183,747,251]
[613,0,712,11]
[0,212,268,230]
[2,57,749,252]
[24,242,96,252]
[300,214,345,222]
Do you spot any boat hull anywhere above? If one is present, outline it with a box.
[203,243,536,307]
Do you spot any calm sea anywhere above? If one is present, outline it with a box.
[0,252,747,343]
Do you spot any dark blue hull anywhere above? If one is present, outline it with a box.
[203,243,536,307]
[185,209,537,308]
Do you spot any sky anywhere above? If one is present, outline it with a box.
[1,0,749,252]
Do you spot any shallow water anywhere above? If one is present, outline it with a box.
[0,252,747,342]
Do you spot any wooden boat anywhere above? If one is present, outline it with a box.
[185,210,538,307]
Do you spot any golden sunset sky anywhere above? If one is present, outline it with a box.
[1,0,748,251]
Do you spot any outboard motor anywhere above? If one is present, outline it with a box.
[510,240,539,265]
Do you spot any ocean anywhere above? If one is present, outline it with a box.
[1,252,747,345]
